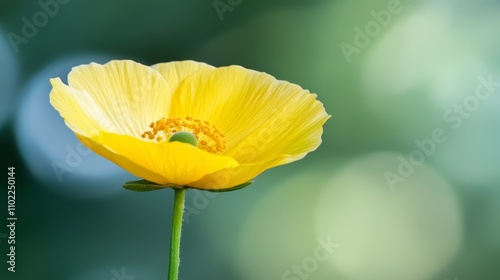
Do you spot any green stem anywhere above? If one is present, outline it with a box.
[168,188,186,280]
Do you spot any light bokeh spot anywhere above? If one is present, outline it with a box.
[0,26,19,129]
[15,54,136,199]
[315,153,462,280]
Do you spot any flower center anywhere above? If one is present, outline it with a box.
[141,116,226,153]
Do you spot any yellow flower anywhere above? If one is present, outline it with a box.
[50,60,329,191]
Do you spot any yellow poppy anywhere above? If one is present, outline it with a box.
[50,60,329,191]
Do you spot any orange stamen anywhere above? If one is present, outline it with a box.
[141,116,226,153]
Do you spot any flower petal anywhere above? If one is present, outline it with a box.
[188,159,282,190]
[67,60,172,137]
[77,132,239,186]
[169,65,330,164]
[50,78,109,137]
[151,60,215,90]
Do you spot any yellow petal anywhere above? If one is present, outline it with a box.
[151,60,215,90]
[77,132,239,186]
[67,60,172,137]
[189,160,282,190]
[50,78,108,137]
[170,65,330,164]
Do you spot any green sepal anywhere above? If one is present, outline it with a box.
[202,180,254,192]
[123,179,253,193]
[123,179,180,192]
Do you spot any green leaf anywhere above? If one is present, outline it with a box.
[203,180,254,192]
[123,179,174,192]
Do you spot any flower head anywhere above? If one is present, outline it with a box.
[50,60,329,190]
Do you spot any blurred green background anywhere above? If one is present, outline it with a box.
[1,0,499,279]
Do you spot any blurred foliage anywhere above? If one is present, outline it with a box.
[1,0,500,279]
